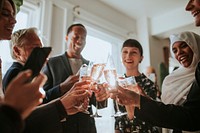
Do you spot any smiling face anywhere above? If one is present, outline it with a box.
[172,41,194,68]
[185,0,200,26]
[66,25,86,58]
[0,0,16,40]
[121,47,143,70]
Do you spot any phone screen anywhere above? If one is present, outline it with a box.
[21,47,52,81]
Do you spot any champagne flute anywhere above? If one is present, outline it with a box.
[90,61,106,118]
[104,55,127,117]
[75,64,92,114]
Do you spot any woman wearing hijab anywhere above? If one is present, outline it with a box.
[162,31,200,105]
[161,31,200,133]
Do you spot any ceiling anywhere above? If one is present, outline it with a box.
[63,0,198,38]
[99,0,188,19]
[98,0,200,38]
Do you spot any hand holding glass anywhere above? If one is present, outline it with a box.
[90,62,106,118]
[75,64,92,114]
[104,55,127,117]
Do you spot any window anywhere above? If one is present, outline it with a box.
[0,1,40,77]
[0,11,29,76]
[82,34,115,133]
[82,35,112,62]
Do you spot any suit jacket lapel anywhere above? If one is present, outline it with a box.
[61,53,73,76]
[61,52,89,76]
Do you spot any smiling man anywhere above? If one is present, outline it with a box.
[185,0,200,26]
[42,23,109,133]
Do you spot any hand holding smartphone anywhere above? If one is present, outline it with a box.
[21,47,52,82]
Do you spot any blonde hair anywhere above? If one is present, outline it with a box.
[10,27,39,59]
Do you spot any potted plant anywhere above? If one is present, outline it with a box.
[13,0,23,12]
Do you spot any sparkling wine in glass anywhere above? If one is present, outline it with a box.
[75,64,92,114]
[103,69,117,88]
[90,62,106,118]
[79,64,91,81]
[104,55,127,117]
[90,63,105,82]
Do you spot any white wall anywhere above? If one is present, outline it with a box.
[150,7,197,38]
[64,0,137,38]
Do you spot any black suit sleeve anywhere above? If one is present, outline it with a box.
[135,80,200,131]
[42,64,61,103]
[24,100,67,133]
[0,104,24,133]
[2,68,21,93]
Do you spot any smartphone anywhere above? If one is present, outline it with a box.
[21,47,52,81]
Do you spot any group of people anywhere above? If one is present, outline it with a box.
[0,0,108,133]
[1,0,200,133]
[111,1,200,132]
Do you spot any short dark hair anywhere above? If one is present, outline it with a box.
[0,0,16,15]
[122,39,143,56]
[0,0,3,11]
[66,23,86,35]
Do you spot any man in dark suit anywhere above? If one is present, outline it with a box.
[23,81,92,133]
[42,23,109,133]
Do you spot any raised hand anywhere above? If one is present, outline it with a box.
[110,84,141,107]
[4,70,47,119]
[60,74,79,95]
[60,81,91,115]
[94,83,109,102]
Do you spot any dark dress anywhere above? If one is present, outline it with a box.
[115,73,159,133]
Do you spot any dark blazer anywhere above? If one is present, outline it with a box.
[2,62,23,93]
[42,52,97,133]
[0,104,24,133]
[24,100,67,133]
[135,62,200,132]
[0,100,67,133]
[42,52,90,101]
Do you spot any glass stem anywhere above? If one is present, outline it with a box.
[95,101,98,114]
[115,100,120,113]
